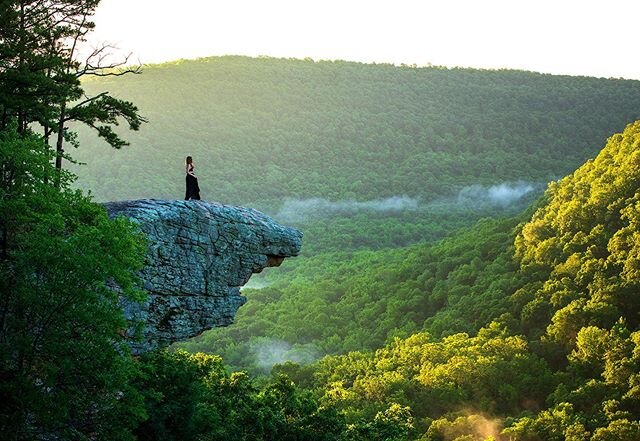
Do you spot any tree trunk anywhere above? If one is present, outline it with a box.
[0,225,7,260]
[54,102,66,188]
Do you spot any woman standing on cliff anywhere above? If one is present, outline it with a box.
[185,156,201,200]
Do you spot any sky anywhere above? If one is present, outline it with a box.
[85,0,640,80]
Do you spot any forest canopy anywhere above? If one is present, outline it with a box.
[73,56,640,210]
[243,121,640,440]
[3,4,640,437]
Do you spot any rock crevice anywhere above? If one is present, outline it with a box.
[105,199,302,353]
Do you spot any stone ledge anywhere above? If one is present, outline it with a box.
[104,199,302,353]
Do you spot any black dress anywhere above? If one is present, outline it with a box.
[185,164,201,200]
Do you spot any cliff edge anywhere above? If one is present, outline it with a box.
[104,199,302,353]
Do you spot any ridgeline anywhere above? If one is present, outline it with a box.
[75,56,640,210]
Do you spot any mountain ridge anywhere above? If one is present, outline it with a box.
[73,55,640,210]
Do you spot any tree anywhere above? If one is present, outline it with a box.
[0,3,149,437]
[133,352,346,441]
[0,0,146,184]
[0,127,148,439]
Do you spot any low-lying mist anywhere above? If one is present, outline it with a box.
[448,181,539,208]
[275,181,543,222]
[250,338,320,373]
[241,277,270,290]
[276,195,419,222]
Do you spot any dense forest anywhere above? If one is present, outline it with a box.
[74,56,640,209]
[3,1,640,438]
[184,121,640,439]
[302,120,640,440]
[72,57,640,253]
[0,3,403,438]
[180,216,524,372]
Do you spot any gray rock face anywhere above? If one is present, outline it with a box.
[104,199,302,354]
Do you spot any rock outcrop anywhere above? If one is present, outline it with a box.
[104,199,302,354]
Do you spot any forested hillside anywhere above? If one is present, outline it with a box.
[271,121,640,439]
[7,0,640,438]
[73,55,640,439]
[181,216,524,373]
[75,56,640,210]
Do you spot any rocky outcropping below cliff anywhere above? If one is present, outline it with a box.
[104,199,302,354]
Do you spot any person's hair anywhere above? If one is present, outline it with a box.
[186,156,193,165]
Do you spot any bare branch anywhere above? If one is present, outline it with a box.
[84,66,142,77]
[76,45,142,77]
[65,8,89,72]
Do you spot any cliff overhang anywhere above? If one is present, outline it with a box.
[104,199,302,354]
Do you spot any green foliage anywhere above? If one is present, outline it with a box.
[179,216,524,374]
[344,404,415,441]
[591,419,640,441]
[71,56,640,256]
[6,8,640,438]
[497,122,640,439]
[133,350,347,441]
[0,1,85,133]
[312,324,553,427]
[73,56,640,209]
[72,67,640,441]
[183,121,640,440]
[0,0,145,180]
[68,92,147,149]
[0,129,147,439]
[514,122,640,345]
[502,403,588,441]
